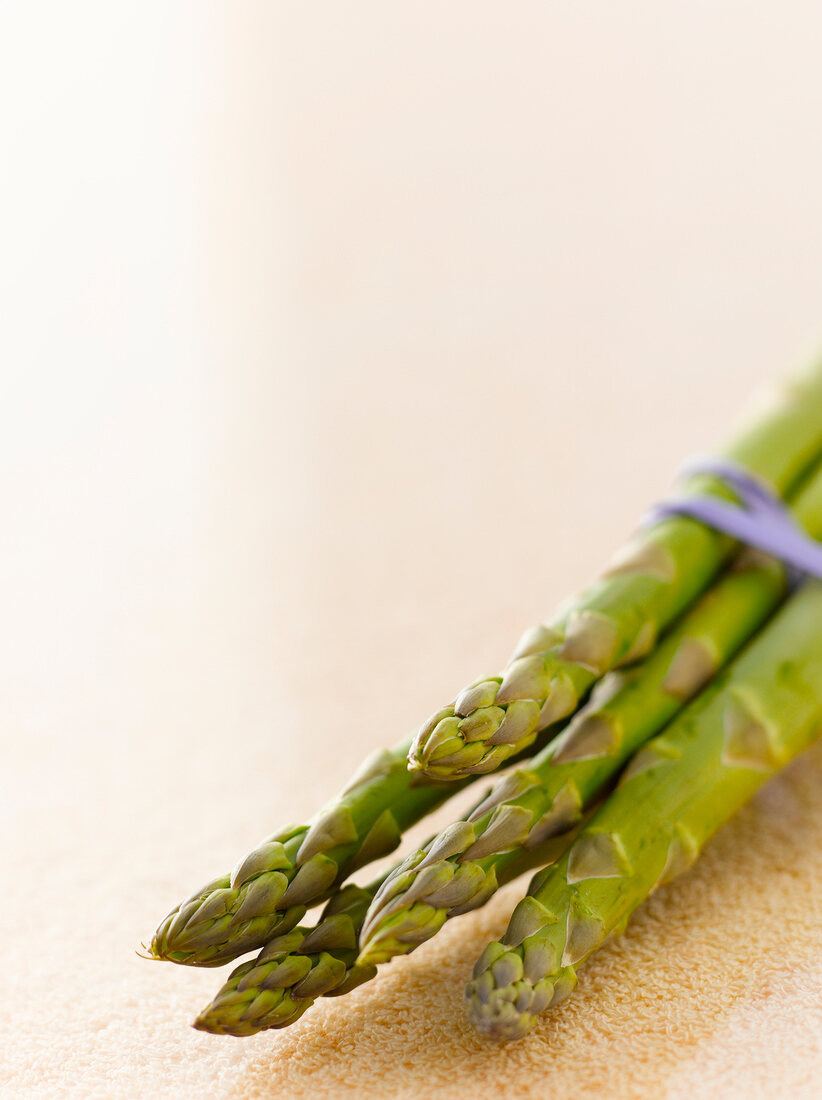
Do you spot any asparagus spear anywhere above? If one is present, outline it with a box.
[150,740,469,966]
[465,580,822,1041]
[357,552,780,963]
[194,833,580,1037]
[192,879,381,1035]
[409,363,822,780]
[358,459,822,963]
[150,726,562,966]
[152,363,822,969]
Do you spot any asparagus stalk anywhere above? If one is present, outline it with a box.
[150,740,470,966]
[409,363,822,780]
[193,879,382,1035]
[357,556,776,963]
[358,460,822,964]
[152,363,822,970]
[151,726,561,966]
[466,580,822,1041]
[194,833,581,1037]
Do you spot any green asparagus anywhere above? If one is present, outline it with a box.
[357,554,780,962]
[193,879,382,1035]
[359,460,822,964]
[193,832,575,1037]
[151,728,560,967]
[466,580,822,1041]
[409,363,822,780]
[150,740,470,966]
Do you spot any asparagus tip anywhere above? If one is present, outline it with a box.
[355,938,395,968]
[465,997,536,1042]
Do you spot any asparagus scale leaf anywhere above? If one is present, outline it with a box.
[466,580,822,1041]
[409,363,822,780]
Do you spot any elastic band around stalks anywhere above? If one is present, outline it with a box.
[642,455,822,586]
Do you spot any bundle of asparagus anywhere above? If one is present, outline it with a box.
[466,579,822,1040]
[146,362,822,1042]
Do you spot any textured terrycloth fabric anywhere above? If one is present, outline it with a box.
[6,721,822,1099]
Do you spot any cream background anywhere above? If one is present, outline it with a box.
[3,3,822,1098]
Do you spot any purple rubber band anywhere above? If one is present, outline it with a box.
[642,455,822,585]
